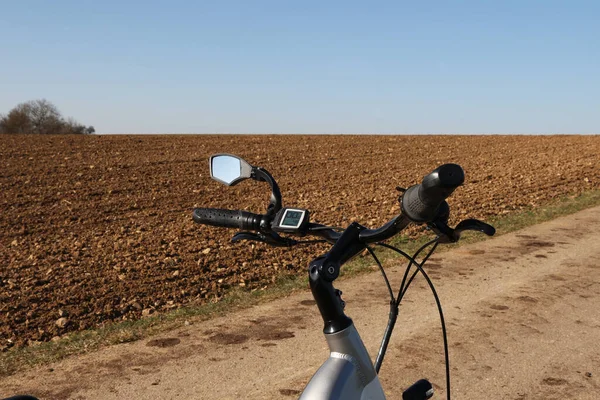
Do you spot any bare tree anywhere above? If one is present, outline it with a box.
[0,105,33,134]
[27,99,63,135]
[61,117,95,135]
[0,99,94,135]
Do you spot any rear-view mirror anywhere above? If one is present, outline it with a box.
[209,154,253,186]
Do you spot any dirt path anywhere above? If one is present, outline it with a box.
[2,206,600,399]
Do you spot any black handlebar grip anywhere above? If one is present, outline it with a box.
[401,163,464,223]
[193,208,262,231]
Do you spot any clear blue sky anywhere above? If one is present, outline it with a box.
[1,1,598,134]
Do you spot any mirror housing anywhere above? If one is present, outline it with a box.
[208,153,283,216]
[209,154,253,186]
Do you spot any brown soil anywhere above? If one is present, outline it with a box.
[1,134,599,347]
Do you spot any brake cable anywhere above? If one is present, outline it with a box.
[391,240,439,302]
[366,246,394,301]
[368,239,452,400]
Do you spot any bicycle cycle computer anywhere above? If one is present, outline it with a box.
[272,208,309,233]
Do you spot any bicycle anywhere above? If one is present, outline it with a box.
[193,154,495,400]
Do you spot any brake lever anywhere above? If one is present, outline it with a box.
[428,218,495,244]
[454,219,496,238]
[231,231,298,247]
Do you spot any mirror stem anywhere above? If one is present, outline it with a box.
[252,167,282,215]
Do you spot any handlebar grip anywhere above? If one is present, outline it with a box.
[193,208,262,230]
[401,163,464,223]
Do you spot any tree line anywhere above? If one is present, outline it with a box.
[0,99,95,135]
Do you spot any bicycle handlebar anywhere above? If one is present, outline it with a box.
[193,163,466,243]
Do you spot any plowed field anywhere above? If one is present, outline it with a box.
[1,135,598,348]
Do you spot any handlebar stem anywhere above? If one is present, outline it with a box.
[323,222,366,270]
[309,222,366,333]
[309,256,353,334]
